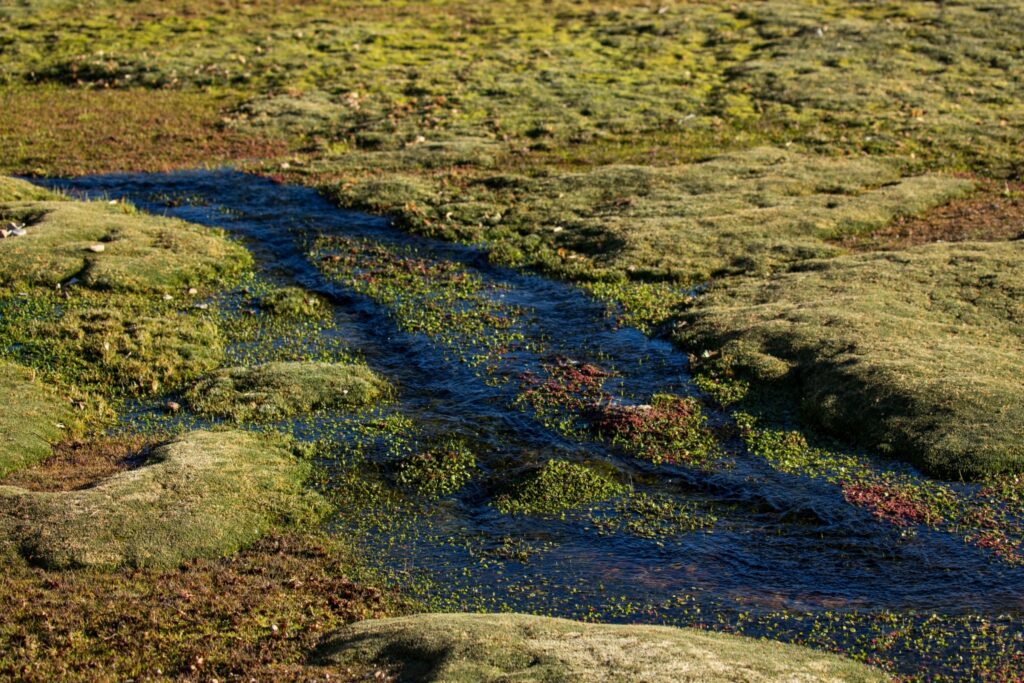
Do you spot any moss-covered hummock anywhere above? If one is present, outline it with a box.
[495,460,625,517]
[185,361,388,422]
[0,197,250,293]
[0,361,75,478]
[680,240,1024,480]
[317,613,886,682]
[0,430,325,569]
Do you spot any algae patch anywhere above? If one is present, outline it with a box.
[0,430,325,569]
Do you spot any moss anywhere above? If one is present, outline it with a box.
[23,302,225,397]
[259,286,330,319]
[330,148,971,286]
[394,438,476,498]
[185,361,388,423]
[679,240,1024,479]
[495,459,625,517]
[316,613,886,682]
[0,195,251,293]
[0,176,59,202]
[0,361,77,479]
[0,430,326,569]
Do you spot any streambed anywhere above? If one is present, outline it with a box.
[43,171,1024,681]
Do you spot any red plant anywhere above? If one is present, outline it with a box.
[841,481,941,527]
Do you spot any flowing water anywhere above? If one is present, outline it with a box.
[43,171,1024,680]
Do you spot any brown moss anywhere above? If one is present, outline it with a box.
[0,87,288,177]
[0,435,153,493]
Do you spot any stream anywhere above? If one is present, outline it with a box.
[42,170,1024,680]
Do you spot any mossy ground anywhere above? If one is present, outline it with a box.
[318,613,886,683]
[2,0,1022,481]
[2,0,1023,678]
[185,361,388,423]
[679,240,1024,479]
[0,362,79,478]
[0,429,326,569]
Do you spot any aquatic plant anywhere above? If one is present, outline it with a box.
[495,459,625,518]
[394,438,477,499]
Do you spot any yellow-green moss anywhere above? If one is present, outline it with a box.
[679,240,1024,479]
[0,361,76,478]
[317,613,886,682]
[0,430,326,569]
[185,361,388,422]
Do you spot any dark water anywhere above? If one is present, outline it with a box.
[40,170,1024,678]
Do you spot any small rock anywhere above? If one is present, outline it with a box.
[0,230,9,239]
[11,228,27,237]
[193,303,209,310]
[187,287,199,296]
[162,294,174,301]
[165,401,181,413]
[87,243,106,253]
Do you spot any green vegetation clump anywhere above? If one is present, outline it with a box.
[679,241,1024,479]
[259,286,330,319]
[317,613,886,683]
[0,197,250,293]
[185,361,388,422]
[591,492,717,540]
[23,302,225,396]
[0,430,326,569]
[0,176,58,202]
[0,361,75,478]
[495,460,624,517]
[394,438,476,498]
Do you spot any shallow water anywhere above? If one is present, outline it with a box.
[42,170,1024,679]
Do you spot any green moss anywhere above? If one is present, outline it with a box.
[679,241,1024,479]
[259,286,330,319]
[185,361,388,422]
[0,176,59,202]
[0,430,326,569]
[331,149,970,286]
[394,438,476,498]
[0,196,250,293]
[22,301,225,397]
[495,459,625,517]
[0,361,76,478]
[317,613,886,682]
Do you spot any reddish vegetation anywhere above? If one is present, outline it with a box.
[589,396,707,465]
[519,358,611,414]
[0,534,396,681]
[841,180,1024,250]
[0,87,288,176]
[841,482,941,527]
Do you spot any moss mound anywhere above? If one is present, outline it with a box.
[0,361,74,478]
[259,286,330,318]
[679,240,1024,480]
[0,176,59,202]
[26,303,225,396]
[395,438,477,498]
[317,613,885,682]
[185,361,388,422]
[0,197,250,292]
[495,460,625,517]
[0,430,325,569]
